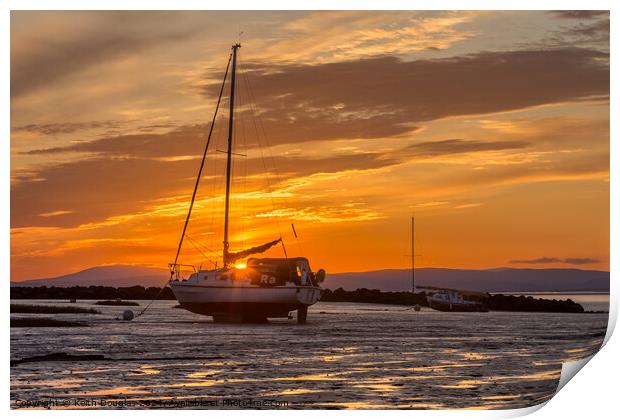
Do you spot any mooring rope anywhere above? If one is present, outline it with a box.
[132,278,171,320]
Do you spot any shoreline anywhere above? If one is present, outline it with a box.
[10,286,606,313]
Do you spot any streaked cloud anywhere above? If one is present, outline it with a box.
[510,257,601,265]
[12,120,126,136]
[403,139,530,157]
[254,11,480,63]
[550,11,608,20]
[38,210,74,218]
[253,205,384,223]
[414,201,449,208]
[11,11,207,99]
[510,257,561,264]
[453,203,483,209]
[204,48,608,146]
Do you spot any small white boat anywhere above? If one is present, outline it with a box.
[168,44,324,323]
[426,290,489,312]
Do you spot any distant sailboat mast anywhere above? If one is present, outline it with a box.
[411,216,415,293]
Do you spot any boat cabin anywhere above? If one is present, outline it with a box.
[180,257,316,287]
[246,257,315,287]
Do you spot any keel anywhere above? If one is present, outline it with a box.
[297,306,308,324]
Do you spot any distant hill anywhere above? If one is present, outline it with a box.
[11,265,609,293]
[327,268,609,293]
[10,265,170,288]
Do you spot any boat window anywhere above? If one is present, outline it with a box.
[218,274,228,281]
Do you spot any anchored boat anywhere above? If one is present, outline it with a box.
[410,217,488,312]
[426,290,489,312]
[168,44,324,323]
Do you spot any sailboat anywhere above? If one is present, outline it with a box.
[168,44,323,323]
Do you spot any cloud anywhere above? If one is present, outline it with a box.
[9,150,393,228]
[201,48,608,146]
[414,201,449,208]
[15,110,606,232]
[563,257,601,265]
[569,19,610,42]
[38,210,74,217]
[23,124,209,157]
[253,205,383,223]
[254,11,479,64]
[23,47,609,159]
[403,139,530,157]
[534,12,609,50]
[11,157,197,228]
[10,36,610,240]
[453,203,483,209]
[11,11,205,99]
[24,119,530,165]
[550,11,608,20]
[510,256,601,265]
[9,12,611,279]
[12,133,535,229]
[12,121,126,136]
[510,257,561,264]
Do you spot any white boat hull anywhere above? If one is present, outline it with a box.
[169,258,322,321]
[170,283,320,319]
[171,281,319,303]
[169,263,322,320]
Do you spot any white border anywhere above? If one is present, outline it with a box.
[3,1,617,419]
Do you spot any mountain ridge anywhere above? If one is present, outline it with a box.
[10,264,610,292]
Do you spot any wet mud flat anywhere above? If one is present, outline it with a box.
[11,300,607,409]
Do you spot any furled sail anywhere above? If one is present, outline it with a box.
[225,238,282,264]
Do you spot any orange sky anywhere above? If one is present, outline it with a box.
[10,11,610,280]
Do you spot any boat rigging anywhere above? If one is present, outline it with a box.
[168,43,324,323]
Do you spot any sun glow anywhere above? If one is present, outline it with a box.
[235,263,247,270]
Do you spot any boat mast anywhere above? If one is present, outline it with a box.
[411,216,415,293]
[223,43,241,267]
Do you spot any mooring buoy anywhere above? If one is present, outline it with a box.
[122,310,134,321]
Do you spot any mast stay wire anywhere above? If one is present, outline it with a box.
[256,93,303,257]
[208,113,228,262]
[236,57,250,252]
[242,68,303,257]
[186,233,220,257]
[171,52,232,278]
[186,235,219,267]
[226,51,251,257]
[238,56,288,258]
[234,50,250,252]
[187,99,226,266]
[134,54,233,320]
[205,113,224,260]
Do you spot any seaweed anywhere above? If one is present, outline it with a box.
[11,304,100,314]
[11,318,88,328]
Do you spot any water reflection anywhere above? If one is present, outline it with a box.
[10,300,607,410]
